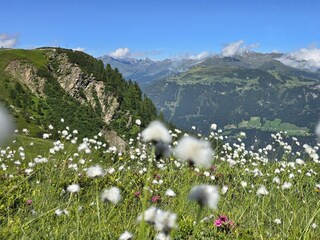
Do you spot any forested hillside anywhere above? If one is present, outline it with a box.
[0,48,157,147]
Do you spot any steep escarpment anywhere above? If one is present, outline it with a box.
[0,48,157,151]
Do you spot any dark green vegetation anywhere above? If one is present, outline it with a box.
[144,52,320,139]
[0,48,157,140]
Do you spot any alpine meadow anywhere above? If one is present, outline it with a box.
[1,1,320,239]
[0,47,319,240]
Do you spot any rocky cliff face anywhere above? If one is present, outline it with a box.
[5,60,46,96]
[46,51,120,125]
[4,49,127,152]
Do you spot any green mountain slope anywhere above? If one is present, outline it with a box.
[0,48,157,148]
[144,54,320,137]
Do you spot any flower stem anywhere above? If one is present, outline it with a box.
[96,180,102,237]
[137,145,155,239]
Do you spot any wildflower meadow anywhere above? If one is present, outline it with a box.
[0,117,319,239]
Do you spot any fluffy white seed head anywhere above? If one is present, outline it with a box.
[155,232,170,240]
[274,219,282,224]
[0,106,13,145]
[137,206,159,224]
[101,187,121,205]
[137,207,177,235]
[142,121,172,143]
[86,165,104,178]
[281,182,292,190]
[165,189,176,197]
[67,184,80,193]
[119,230,133,240]
[316,121,320,138]
[188,185,219,209]
[256,185,269,196]
[175,136,213,168]
[135,119,141,126]
[154,210,177,234]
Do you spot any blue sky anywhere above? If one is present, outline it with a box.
[1,0,319,59]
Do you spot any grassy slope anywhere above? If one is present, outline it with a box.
[0,127,319,239]
[0,49,49,135]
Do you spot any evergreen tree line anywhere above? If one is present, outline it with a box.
[7,48,158,139]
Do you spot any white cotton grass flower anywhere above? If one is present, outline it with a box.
[119,230,133,240]
[154,210,177,235]
[137,207,177,236]
[137,206,159,224]
[210,123,217,130]
[241,181,247,187]
[101,187,121,205]
[135,119,141,126]
[311,223,317,229]
[165,189,176,197]
[315,121,320,138]
[55,208,69,216]
[43,133,50,139]
[0,106,14,145]
[86,165,104,178]
[155,232,170,240]
[282,182,292,190]
[55,209,63,216]
[141,121,172,143]
[188,185,219,209]
[256,185,269,196]
[175,136,213,168]
[221,185,228,194]
[295,158,305,165]
[67,184,80,193]
[273,176,281,185]
[274,218,282,225]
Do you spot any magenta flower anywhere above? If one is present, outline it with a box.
[151,195,160,203]
[214,219,223,227]
[26,199,33,205]
[134,191,141,198]
[214,214,235,232]
[219,215,228,222]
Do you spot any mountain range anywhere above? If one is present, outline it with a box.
[101,51,320,143]
[99,55,204,84]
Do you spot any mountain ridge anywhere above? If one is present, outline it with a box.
[0,47,158,151]
[140,52,320,142]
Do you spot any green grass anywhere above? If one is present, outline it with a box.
[0,49,48,70]
[237,117,310,136]
[0,127,319,239]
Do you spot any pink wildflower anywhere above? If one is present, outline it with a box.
[134,191,141,198]
[151,195,160,203]
[214,219,223,227]
[219,215,228,222]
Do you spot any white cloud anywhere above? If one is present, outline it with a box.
[108,47,162,59]
[73,47,85,52]
[0,34,18,48]
[278,46,320,71]
[187,52,210,60]
[221,40,259,57]
[109,47,131,58]
[174,51,210,61]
